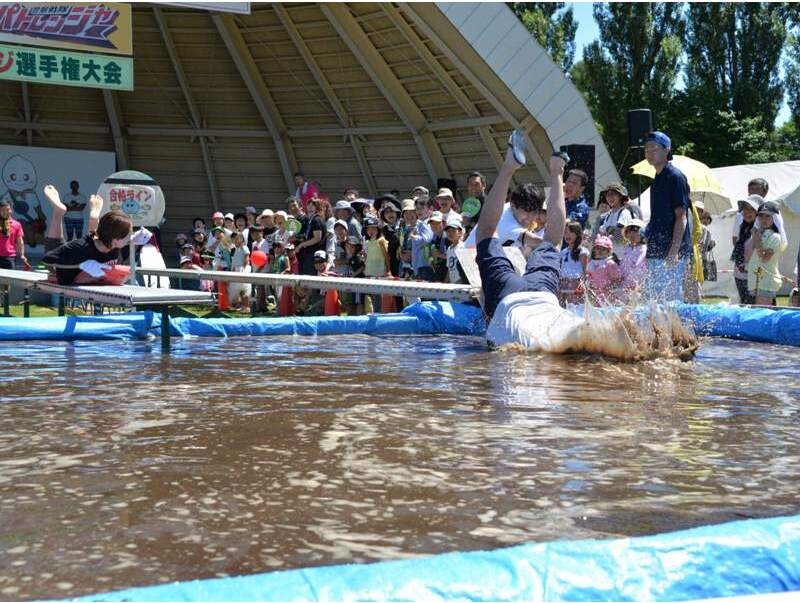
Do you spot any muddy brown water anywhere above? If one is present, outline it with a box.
[0,335,798,600]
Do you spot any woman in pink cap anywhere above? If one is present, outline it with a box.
[586,234,622,304]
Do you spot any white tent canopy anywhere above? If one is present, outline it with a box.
[634,160,800,298]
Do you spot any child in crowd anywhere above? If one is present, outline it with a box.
[180,242,202,267]
[259,209,277,252]
[427,211,447,282]
[560,221,589,305]
[234,213,250,247]
[179,255,203,291]
[586,234,622,304]
[192,217,207,236]
[592,197,611,238]
[619,219,648,301]
[277,243,298,316]
[399,200,416,279]
[223,213,236,232]
[271,241,288,274]
[174,233,189,264]
[229,230,252,311]
[211,226,231,270]
[380,202,401,277]
[249,224,269,259]
[363,217,390,277]
[249,224,269,313]
[363,216,390,313]
[699,210,716,284]
[332,220,350,275]
[301,250,336,316]
[346,236,365,315]
[270,210,287,249]
[444,218,466,284]
[732,196,760,304]
[747,201,786,305]
[332,219,353,311]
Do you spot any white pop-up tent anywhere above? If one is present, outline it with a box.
[634,160,800,299]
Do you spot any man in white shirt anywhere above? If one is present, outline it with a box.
[474,137,696,359]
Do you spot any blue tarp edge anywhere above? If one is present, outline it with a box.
[1,303,799,346]
[72,513,800,602]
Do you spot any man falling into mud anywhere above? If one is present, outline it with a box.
[474,132,698,361]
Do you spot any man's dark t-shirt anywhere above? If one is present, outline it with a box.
[645,162,692,259]
[42,235,129,285]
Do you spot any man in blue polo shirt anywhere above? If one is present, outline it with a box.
[643,131,691,302]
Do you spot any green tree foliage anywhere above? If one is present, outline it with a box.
[685,3,787,130]
[571,3,684,173]
[786,34,800,132]
[507,3,577,72]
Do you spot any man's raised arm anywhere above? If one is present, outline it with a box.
[543,154,568,248]
[475,144,522,245]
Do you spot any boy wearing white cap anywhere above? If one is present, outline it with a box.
[444,217,465,284]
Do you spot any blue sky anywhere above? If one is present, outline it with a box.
[569,2,791,126]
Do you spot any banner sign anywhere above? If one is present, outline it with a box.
[159,2,250,14]
[0,144,116,254]
[0,42,133,90]
[0,3,132,55]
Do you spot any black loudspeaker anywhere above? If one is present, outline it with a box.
[628,108,653,147]
[559,144,595,205]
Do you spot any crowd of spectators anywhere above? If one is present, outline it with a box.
[2,143,787,315]
[165,149,797,316]
[170,173,478,316]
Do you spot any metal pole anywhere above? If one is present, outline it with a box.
[161,306,170,352]
[128,238,137,285]
[637,147,643,206]
[23,288,29,318]
[58,294,65,316]
[2,285,9,317]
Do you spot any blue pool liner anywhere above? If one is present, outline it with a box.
[676,303,800,346]
[72,514,800,602]
[1,302,799,346]
[0,312,156,341]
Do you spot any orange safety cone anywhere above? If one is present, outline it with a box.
[279,286,294,316]
[324,289,341,316]
[217,281,230,311]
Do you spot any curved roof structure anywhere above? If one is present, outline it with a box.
[0,2,618,241]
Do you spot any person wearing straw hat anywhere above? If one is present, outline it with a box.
[596,182,635,258]
[435,188,461,224]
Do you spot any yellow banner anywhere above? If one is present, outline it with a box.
[0,3,132,56]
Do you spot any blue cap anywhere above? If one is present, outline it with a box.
[645,131,671,149]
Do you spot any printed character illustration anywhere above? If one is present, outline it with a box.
[0,154,46,247]
[120,197,141,215]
